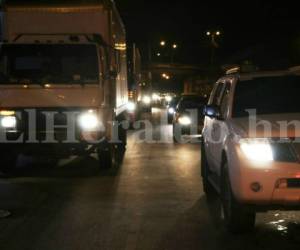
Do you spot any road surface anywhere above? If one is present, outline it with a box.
[1,109,300,250]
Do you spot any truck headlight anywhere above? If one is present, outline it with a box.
[1,116,17,128]
[240,139,273,162]
[178,116,192,126]
[78,111,100,131]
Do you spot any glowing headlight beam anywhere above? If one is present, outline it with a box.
[178,116,192,126]
[78,113,100,131]
[1,116,17,128]
[240,139,273,162]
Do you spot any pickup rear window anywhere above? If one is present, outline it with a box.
[233,75,300,117]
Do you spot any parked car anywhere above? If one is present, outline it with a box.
[173,95,207,142]
[201,66,300,232]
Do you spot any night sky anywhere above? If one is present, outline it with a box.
[115,0,300,67]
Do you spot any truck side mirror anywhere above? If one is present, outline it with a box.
[204,105,222,120]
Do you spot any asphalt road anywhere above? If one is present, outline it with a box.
[1,109,300,250]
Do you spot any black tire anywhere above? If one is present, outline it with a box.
[221,162,256,233]
[118,124,127,151]
[0,153,17,174]
[97,144,118,169]
[201,144,215,196]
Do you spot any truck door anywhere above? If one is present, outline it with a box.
[205,82,225,170]
[210,81,231,175]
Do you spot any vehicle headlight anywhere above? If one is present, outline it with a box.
[168,107,175,114]
[240,139,273,162]
[178,116,192,126]
[142,96,151,105]
[127,102,136,112]
[78,111,100,131]
[1,116,17,128]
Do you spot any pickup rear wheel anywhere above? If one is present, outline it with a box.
[221,163,256,233]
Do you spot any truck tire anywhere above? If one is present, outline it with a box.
[201,144,215,197]
[0,152,17,174]
[221,162,256,233]
[118,125,127,151]
[97,144,117,169]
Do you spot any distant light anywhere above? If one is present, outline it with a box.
[162,73,167,78]
[127,102,136,112]
[168,107,175,114]
[216,31,221,36]
[160,41,166,46]
[157,52,161,57]
[142,96,151,105]
[1,116,17,128]
[165,95,172,102]
[173,44,178,49]
[165,75,170,80]
[44,84,51,88]
[152,93,160,101]
[206,31,211,36]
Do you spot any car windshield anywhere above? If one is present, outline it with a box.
[233,75,300,117]
[169,97,180,107]
[178,96,207,110]
[0,44,99,84]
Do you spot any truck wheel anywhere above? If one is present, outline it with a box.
[221,162,256,233]
[201,144,215,196]
[118,125,127,151]
[0,153,17,174]
[97,144,117,169]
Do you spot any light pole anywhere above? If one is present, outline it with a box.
[206,31,221,66]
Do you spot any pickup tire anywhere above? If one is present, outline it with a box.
[201,144,215,196]
[221,162,256,233]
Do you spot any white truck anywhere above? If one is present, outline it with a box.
[0,0,129,170]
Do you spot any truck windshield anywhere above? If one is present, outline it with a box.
[233,75,300,117]
[0,44,99,84]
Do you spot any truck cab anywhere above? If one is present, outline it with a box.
[0,1,129,171]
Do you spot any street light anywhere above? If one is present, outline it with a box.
[162,73,171,80]
[206,30,222,66]
[160,41,166,46]
[172,44,178,49]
